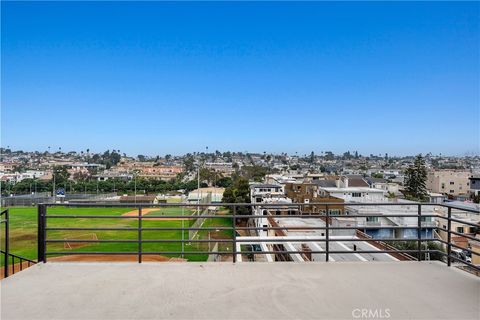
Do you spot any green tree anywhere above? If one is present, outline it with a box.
[52,166,70,186]
[404,154,428,201]
[183,154,195,172]
[217,177,233,188]
[240,165,268,182]
[222,177,251,215]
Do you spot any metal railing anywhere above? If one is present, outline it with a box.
[1,209,37,278]
[36,202,479,272]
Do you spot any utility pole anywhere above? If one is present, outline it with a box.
[53,171,56,202]
[197,162,200,216]
[134,173,137,204]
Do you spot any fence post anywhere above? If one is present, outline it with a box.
[37,204,46,263]
[232,205,237,263]
[417,204,422,261]
[4,209,9,278]
[325,204,329,262]
[138,207,142,263]
[447,207,452,267]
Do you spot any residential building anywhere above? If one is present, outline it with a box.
[426,170,471,196]
[204,162,235,176]
[318,186,386,203]
[0,162,16,172]
[437,201,480,249]
[133,165,184,180]
[469,175,480,197]
[284,182,345,214]
[250,183,296,237]
[344,201,438,239]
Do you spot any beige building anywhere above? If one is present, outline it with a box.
[426,170,471,196]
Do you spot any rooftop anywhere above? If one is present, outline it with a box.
[1,262,478,320]
[322,187,385,193]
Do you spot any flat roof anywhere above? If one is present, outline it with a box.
[322,187,385,193]
[1,262,478,320]
[250,184,282,189]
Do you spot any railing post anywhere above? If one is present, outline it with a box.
[447,207,452,267]
[37,204,46,263]
[232,205,236,263]
[4,209,9,278]
[417,204,422,262]
[138,207,142,263]
[325,204,329,262]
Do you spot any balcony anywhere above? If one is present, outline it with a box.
[1,202,479,319]
[1,261,479,319]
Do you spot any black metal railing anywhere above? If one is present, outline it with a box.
[36,202,479,272]
[1,209,37,278]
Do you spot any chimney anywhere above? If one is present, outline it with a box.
[344,176,349,188]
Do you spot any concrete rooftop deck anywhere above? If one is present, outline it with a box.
[1,261,479,320]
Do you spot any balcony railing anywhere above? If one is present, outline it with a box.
[33,202,480,273]
[1,209,37,278]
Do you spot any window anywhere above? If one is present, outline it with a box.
[469,227,477,234]
[366,216,379,223]
[352,192,361,197]
[456,227,464,233]
[441,183,445,189]
[421,217,432,222]
[450,181,454,185]
[450,190,455,193]
[256,197,262,203]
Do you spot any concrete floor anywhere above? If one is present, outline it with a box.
[1,261,479,320]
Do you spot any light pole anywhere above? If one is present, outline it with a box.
[53,171,56,202]
[134,173,137,204]
[181,206,184,258]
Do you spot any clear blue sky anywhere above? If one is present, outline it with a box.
[1,1,479,156]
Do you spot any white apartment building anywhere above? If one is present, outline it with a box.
[319,187,386,202]
[250,183,295,237]
[344,200,438,239]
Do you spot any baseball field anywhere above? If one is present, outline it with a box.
[1,205,234,265]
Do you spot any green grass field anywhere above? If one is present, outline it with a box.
[1,206,233,265]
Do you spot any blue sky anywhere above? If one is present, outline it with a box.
[1,1,479,156]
